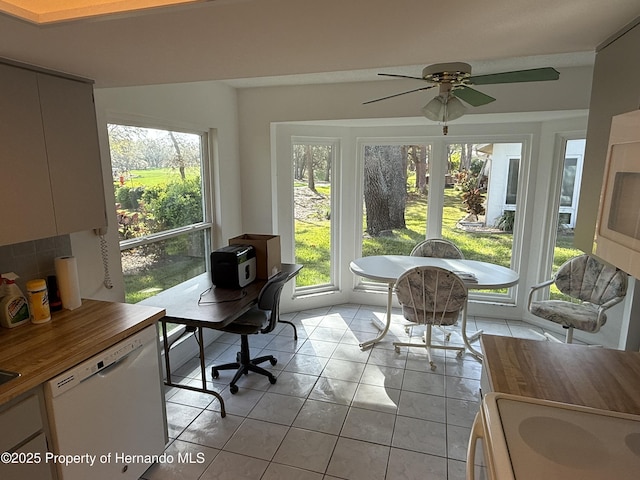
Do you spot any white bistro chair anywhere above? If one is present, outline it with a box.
[528,254,627,343]
[393,266,467,370]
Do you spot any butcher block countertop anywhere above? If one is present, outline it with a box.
[481,334,640,415]
[0,299,165,405]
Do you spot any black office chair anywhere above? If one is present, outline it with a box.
[211,271,290,393]
[273,264,303,340]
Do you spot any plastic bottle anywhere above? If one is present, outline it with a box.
[0,274,30,328]
[26,278,51,324]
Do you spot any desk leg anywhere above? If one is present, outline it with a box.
[162,322,226,418]
[461,305,483,361]
[359,282,394,350]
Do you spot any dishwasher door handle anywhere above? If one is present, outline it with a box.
[96,342,146,379]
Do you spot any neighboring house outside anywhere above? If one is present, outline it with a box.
[484,140,585,229]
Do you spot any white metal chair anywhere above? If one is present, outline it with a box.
[393,266,466,370]
[528,254,627,343]
[410,238,464,259]
[409,238,464,340]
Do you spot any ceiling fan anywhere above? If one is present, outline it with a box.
[364,62,560,134]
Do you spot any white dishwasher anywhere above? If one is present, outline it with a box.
[44,325,168,480]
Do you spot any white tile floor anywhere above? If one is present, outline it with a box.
[141,304,551,480]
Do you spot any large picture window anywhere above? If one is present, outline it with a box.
[292,139,336,290]
[107,124,212,304]
[355,140,522,300]
[361,143,431,256]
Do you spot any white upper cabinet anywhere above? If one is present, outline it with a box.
[37,72,106,236]
[0,61,106,246]
[0,64,57,243]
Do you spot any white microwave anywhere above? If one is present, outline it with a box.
[595,109,640,279]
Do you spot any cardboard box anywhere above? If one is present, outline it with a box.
[229,234,281,279]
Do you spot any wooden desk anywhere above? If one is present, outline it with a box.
[481,334,640,415]
[141,264,302,417]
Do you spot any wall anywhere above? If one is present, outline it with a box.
[237,66,593,235]
[575,19,640,251]
[72,81,241,302]
[572,18,640,350]
[0,236,72,294]
[237,68,592,316]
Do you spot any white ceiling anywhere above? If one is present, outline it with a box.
[0,0,638,88]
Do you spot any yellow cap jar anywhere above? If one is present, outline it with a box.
[26,279,51,324]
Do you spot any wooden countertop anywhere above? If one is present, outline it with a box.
[0,299,165,405]
[481,334,640,415]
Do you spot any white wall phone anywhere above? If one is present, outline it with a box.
[94,227,113,289]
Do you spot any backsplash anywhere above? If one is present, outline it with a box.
[0,236,72,292]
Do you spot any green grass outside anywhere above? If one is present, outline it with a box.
[116,167,201,189]
[295,185,581,298]
[120,168,580,302]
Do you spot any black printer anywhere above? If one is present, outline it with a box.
[210,245,257,288]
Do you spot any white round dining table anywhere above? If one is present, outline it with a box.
[349,255,519,358]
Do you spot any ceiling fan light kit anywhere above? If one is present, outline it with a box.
[365,61,560,134]
[421,94,466,135]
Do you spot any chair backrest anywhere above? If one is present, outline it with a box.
[554,254,628,305]
[256,270,291,334]
[395,266,468,326]
[410,238,464,259]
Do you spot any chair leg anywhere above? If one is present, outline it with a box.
[565,326,574,344]
[543,332,563,343]
[393,325,464,371]
[278,319,298,340]
[211,335,277,394]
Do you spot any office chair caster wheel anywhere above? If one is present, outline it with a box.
[456,350,464,358]
[229,384,238,394]
[394,346,401,353]
[444,333,452,342]
[212,368,219,379]
[429,362,436,371]
[269,358,277,366]
[269,376,277,385]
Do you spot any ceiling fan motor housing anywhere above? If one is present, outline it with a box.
[422,62,472,83]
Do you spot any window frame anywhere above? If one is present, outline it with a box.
[106,120,214,315]
[351,135,529,306]
[290,135,341,295]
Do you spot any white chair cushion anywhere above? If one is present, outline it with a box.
[530,300,603,333]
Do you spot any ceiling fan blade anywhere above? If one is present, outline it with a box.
[363,85,435,104]
[377,73,426,81]
[453,86,496,107]
[469,67,560,85]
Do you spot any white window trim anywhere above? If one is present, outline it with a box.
[290,136,341,295]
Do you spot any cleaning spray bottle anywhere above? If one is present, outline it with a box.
[0,272,30,328]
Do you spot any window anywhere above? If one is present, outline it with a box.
[360,143,431,257]
[551,138,585,299]
[292,139,336,290]
[107,124,212,304]
[442,143,521,279]
[505,158,520,205]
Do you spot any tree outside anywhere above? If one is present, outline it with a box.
[107,124,208,304]
[294,141,581,299]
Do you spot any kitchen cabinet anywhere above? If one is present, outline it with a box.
[0,388,55,480]
[0,60,106,246]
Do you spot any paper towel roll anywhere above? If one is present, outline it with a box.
[54,256,82,310]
